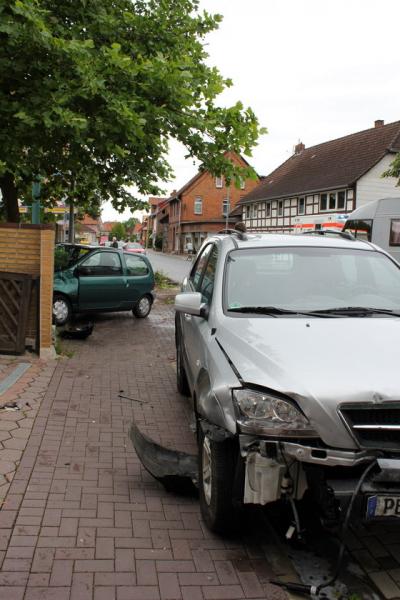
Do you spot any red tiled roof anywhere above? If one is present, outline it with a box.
[80,214,100,226]
[240,120,400,204]
[102,221,118,232]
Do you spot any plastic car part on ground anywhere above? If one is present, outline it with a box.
[58,319,94,339]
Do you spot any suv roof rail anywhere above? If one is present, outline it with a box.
[301,229,355,241]
[217,228,248,241]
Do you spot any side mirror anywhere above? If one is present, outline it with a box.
[174,292,208,318]
[74,266,83,277]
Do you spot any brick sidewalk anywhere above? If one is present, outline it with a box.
[0,355,56,506]
[0,298,293,600]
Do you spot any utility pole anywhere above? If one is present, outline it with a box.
[68,200,74,242]
[68,180,75,243]
[31,177,41,224]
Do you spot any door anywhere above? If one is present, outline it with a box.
[123,253,152,308]
[77,251,127,310]
[181,243,218,387]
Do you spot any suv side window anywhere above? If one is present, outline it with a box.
[190,244,213,290]
[199,246,218,303]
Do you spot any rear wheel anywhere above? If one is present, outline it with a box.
[133,294,152,318]
[53,294,72,326]
[198,425,237,534]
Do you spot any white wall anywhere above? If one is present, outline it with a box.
[356,154,400,208]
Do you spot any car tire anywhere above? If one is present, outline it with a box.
[198,425,237,534]
[53,294,72,326]
[176,334,190,396]
[133,294,152,318]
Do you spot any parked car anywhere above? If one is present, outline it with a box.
[53,246,155,325]
[124,242,146,254]
[175,231,400,534]
[343,196,400,262]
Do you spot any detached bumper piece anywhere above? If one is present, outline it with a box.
[129,421,198,493]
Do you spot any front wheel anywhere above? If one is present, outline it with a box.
[53,294,72,326]
[198,426,237,534]
[133,294,152,318]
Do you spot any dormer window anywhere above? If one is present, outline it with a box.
[215,176,223,188]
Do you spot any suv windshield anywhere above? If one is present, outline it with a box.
[225,246,400,314]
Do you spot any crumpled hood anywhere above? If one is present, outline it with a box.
[216,316,400,448]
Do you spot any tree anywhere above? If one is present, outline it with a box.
[0,0,265,222]
[110,222,126,241]
[383,154,400,182]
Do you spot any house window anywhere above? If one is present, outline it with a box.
[239,177,245,190]
[245,205,251,219]
[320,190,346,212]
[266,202,271,217]
[252,205,257,218]
[194,196,203,215]
[337,191,346,210]
[222,198,230,216]
[278,201,283,217]
[215,176,223,188]
[298,197,305,215]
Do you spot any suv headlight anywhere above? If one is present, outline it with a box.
[233,388,318,437]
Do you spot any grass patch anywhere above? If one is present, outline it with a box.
[54,330,75,358]
[155,270,177,289]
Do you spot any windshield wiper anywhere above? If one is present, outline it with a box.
[227,306,332,317]
[309,307,400,317]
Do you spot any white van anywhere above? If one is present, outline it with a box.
[343,197,400,261]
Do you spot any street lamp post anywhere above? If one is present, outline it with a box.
[225,180,230,231]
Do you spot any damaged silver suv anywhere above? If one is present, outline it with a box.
[174,231,400,534]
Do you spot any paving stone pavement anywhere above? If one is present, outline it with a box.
[0,296,294,600]
[2,294,400,599]
[0,355,56,506]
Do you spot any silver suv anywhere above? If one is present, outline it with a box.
[174,231,400,534]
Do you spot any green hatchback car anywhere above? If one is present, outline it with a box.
[53,245,155,325]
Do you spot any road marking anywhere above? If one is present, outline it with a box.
[0,363,31,396]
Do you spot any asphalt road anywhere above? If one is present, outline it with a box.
[147,249,192,284]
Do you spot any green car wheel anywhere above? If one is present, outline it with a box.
[133,294,152,318]
[53,294,72,326]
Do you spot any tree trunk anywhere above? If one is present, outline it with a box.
[0,172,20,223]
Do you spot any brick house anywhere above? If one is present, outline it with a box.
[165,152,260,253]
[234,120,400,233]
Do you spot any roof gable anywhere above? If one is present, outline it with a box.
[241,120,400,204]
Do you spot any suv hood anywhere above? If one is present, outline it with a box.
[217,316,400,448]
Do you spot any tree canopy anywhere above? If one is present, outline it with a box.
[0,0,265,222]
[383,154,400,182]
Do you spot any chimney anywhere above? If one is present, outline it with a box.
[374,119,384,128]
[294,141,305,155]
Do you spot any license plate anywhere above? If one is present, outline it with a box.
[366,495,400,519]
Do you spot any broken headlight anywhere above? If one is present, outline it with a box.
[233,388,318,437]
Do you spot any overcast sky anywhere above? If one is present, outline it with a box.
[103,0,400,221]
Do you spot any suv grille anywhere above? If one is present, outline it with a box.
[340,404,400,449]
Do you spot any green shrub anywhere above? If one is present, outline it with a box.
[54,246,70,271]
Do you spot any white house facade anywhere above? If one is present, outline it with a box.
[234,120,400,233]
